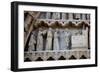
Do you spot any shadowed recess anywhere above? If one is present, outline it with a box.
[24,58,32,62]
[69,55,76,60]
[35,57,43,61]
[47,57,55,61]
[80,55,87,59]
[58,56,66,60]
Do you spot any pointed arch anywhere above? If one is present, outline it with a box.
[49,21,63,29]
[37,20,49,29]
[80,55,87,59]
[69,55,77,60]
[77,21,90,29]
[58,56,66,60]
[35,57,43,61]
[24,58,32,62]
[47,57,55,61]
[64,21,76,29]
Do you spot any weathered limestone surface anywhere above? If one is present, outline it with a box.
[24,49,90,61]
[24,12,90,62]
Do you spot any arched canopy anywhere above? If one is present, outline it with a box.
[77,21,90,29]
[49,21,63,29]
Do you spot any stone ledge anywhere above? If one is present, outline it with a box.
[24,50,90,61]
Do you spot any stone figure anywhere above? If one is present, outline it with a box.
[36,30,43,51]
[64,29,71,50]
[28,32,36,52]
[58,29,66,50]
[82,27,88,48]
[45,28,53,50]
[24,15,32,31]
[53,29,59,50]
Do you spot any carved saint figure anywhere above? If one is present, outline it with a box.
[45,28,53,50]
[36,30,43,51]
[64,29,71,50]
[28,32,36,52]
[53,29,59,50]
[58,29,66,50]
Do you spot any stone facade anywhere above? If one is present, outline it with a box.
[24,11,90,62]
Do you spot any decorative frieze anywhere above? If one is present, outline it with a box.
[24,49,90,61]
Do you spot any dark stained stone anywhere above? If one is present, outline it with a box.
[58,56,66,60]
[80,55,87,59]
[24,58,31,62]
[47,57,55,61]
[35,57,43,61]
[69,55,76,60]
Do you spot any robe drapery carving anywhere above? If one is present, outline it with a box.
[45,28,53,50]
[36,30,43,51]
[58,29,66,50]
[53,29,59,50]
[28,30,38,51]
[64,29,71,50]
[28,32,36,52]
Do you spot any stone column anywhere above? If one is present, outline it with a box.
[24,14,32,31]
[82,14,86,20]
[62,13,66,20]
[75,13,80,19]
[46,12,51,19]
[82,27,88,48]
[86,14,90,20]
[64,29,71,50]
[52,12,60,19]
[69,13,73,20]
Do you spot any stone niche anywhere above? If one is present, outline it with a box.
[72,35,88,48]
